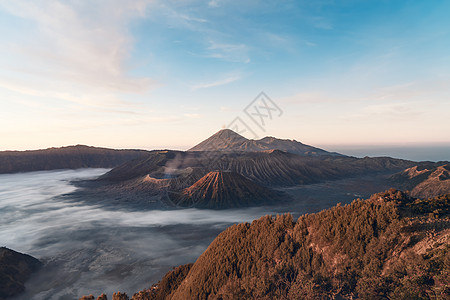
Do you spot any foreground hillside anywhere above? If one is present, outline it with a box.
[0,145,149,174]
[83,190,449,299]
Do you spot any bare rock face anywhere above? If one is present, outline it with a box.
[172,171,285,209]
[0,247,42,300]
[189,129,342,156]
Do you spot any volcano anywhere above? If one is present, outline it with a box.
[189,129,342,156]
[172,171,285,209]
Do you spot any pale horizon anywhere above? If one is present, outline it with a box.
[1,1,449,154]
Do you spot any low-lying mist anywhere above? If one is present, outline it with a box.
[0,169,274,299]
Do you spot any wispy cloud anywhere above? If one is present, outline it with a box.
[358,102,423,119]
[0,0,156,107]
[208,0,220,8]
[190,74,242,90]
[180,14,208,23]
[220,106,238,112]
[206,40,250,63]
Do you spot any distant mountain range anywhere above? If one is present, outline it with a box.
[0,145,149,174]
[189,129,342,156]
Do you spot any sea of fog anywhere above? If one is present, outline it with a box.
[0,169,277,300]
[0,168,390,299]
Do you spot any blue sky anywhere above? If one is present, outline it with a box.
[0,0,449,152]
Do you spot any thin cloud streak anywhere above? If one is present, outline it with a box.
[206,40,250,63]
[190,74,242,90]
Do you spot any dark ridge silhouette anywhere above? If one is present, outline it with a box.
[189,129,342,156]
[171,171,286,209]
[0,145,150,174]
[0,247,42,300]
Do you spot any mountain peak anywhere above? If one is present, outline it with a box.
[189,129,247,152]
[213,129,247,140]
[189,129,342,157]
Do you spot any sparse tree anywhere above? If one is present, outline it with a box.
[112,291,129,300]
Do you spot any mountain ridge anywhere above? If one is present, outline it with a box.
[391,163,450,198]
[0,145,150,174]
